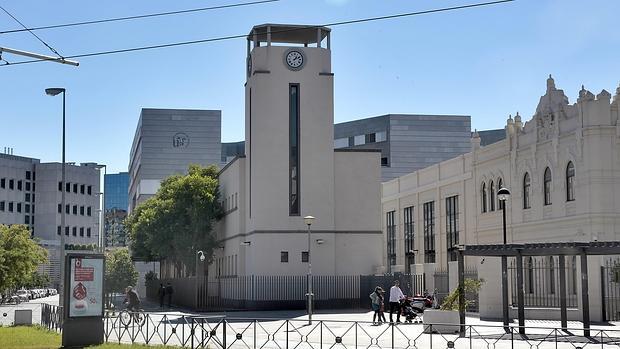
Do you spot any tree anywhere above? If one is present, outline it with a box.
[105,248,138,294]
[22,271,51,289]
[440,278,484,311]
[126,164,223,276]
[0,225,47,294]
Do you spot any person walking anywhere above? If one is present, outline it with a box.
[369,286,384,325]
[378,288,387,323]
[389,280,404,323]
[165,282,174,308]
[157,283,166,308]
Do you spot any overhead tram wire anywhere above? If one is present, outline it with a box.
[0,5,65,58]
[1,0,515,67]
[0,0,280,35]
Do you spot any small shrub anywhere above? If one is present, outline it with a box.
[440,278,484,311]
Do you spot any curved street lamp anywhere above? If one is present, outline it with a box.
[195,250,206,309]
[46,87,66,307]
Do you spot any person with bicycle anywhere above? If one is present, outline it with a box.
[123,286,141,312]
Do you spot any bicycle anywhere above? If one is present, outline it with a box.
[119,304,146,327]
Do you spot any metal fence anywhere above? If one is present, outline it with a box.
[509,257,578,308]
[99,311,620,348]
[41,303,63,332]
[151,275,431,312]
[434,268,479,312]
[38,304,620,348]
[602,258,620,321]
[359,274,425,308]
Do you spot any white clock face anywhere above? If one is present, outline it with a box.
[285,50,304,70]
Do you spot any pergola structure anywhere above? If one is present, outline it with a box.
[457,241,620,337]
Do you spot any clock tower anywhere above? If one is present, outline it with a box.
[245,24,334,232]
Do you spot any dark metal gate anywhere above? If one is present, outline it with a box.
[359,274,424,309]
[602,259,620,321]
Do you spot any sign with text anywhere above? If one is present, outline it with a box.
[68,255,104,318]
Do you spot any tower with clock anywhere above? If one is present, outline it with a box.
[244,24,336,232]
[213,24,382,277]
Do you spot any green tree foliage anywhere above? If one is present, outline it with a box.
[22,271,51,289]
[0,225,47,293]
[126,164,223,276]
[105,248,138,293]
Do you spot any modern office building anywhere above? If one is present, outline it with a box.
[0,152,102,285]
[221,117,492,183]
[189,24,383,280]
[128,108,222,212]
[334,114,472,181]
[381,76,620,321]
[104,172,129,247]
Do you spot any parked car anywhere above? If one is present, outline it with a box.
[15,290,30,302]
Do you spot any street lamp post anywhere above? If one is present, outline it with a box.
[94,164,106,251]
[195,250,205,310]
[304,215,315,325]
[497,187,511,333]
[46,87,66,307]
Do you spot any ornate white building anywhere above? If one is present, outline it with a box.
[382,76,620,272]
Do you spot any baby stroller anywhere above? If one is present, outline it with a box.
[400,296,419,323]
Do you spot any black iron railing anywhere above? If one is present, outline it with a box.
[510,257,579,308]
[101,313,620,348]
[41,303,63,332]
[602,258,620,321]
[38,304,620,348]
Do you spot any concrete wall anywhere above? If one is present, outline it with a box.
[245,45,335,233]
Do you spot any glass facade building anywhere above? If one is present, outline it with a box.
[105,172,129,211]
[104,172,129,247]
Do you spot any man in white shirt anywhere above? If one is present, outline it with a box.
[389,280,405,323]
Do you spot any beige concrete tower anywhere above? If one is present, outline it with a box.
[245,24,335,232]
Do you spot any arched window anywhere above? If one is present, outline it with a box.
[544,167,552,205]
[523,173,531,209]
[481,182,487,213]
[497,178,504,209]
[489,181,496,211]
[566,161,575,202]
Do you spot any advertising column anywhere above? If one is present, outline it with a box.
[63,253,105,347]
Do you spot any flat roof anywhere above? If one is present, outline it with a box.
[248,24,330,44]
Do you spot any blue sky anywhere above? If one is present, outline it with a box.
[1,0,619,173]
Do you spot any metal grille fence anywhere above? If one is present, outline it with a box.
[41,303,63,332]
[434,268,479,312]
[602,258,620,321]
[359,274,425,309]
[153,275,431,312]
[38,304,620,348]
[99,312,620,348]
[509,257,578,308]
[194,275,361,311]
